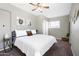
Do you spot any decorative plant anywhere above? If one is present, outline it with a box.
[66,33,70,37]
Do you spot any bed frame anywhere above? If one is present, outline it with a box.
[12,31,16,47]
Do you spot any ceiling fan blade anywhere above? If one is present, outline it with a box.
[32,8,37,11]
[32,6,38,11]
[37,3,40,6]
[43,6,49,8]
[29,3,37,6]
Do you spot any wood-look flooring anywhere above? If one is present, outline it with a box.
[0,40,73,56]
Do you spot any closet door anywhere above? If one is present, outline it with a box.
[0,9,11,49]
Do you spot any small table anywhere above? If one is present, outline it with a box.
[3,37,12,52]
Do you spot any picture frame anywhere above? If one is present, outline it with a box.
[73,9,79,24]
[73,10,77,24]
[76,10,79,21]
[17,17,25,26]
[19,18,23,24]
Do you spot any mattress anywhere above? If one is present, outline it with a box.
[14,34,57,56]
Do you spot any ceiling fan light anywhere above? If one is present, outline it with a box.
[29,3,49,13]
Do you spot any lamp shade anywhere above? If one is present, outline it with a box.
[4,34,10,39]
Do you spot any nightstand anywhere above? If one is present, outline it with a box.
[3,35,12,52]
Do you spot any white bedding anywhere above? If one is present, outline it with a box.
[14,34,57,56]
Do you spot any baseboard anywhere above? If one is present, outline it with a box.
[71,45,75,56]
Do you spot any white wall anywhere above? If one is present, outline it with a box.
[35,15,49,34]
[48,15,70,39]
[70,3,79,56]
[35,15,44,34]
[43,19,48,35]
[0,3,37,50]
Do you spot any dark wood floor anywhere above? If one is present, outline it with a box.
[0,40,73,56]
[44,40,73,56]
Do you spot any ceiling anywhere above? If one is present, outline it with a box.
[11,3,72,18]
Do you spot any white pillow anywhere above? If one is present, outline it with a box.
[26,29,31,31]
[15,30,27,37]
[31,30,36,35]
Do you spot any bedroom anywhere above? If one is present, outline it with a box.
[0,2,79,56]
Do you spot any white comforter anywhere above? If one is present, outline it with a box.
[14,34,57,56]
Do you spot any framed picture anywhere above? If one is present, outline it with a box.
[17,17,25,26]
[26,20,31,26]
[76,10,79,20]
[73,10,77,24]
[19,19,23,24]
[73,9,79,24]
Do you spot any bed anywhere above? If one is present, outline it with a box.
[12,30,57,56]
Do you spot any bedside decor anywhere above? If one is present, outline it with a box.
[4,34,10,39]
[3,34,12,52]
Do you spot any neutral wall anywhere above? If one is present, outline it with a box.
[0,3,37,50]
[35,15,49,34]
[36,15,70,40]
[0,3,37,30]
[48,15,70,39]
[69,3,79,56]
[11,5,37,30]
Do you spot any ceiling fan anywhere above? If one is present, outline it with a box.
[29,3,49,12]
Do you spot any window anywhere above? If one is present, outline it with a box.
[48,21,60,28]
